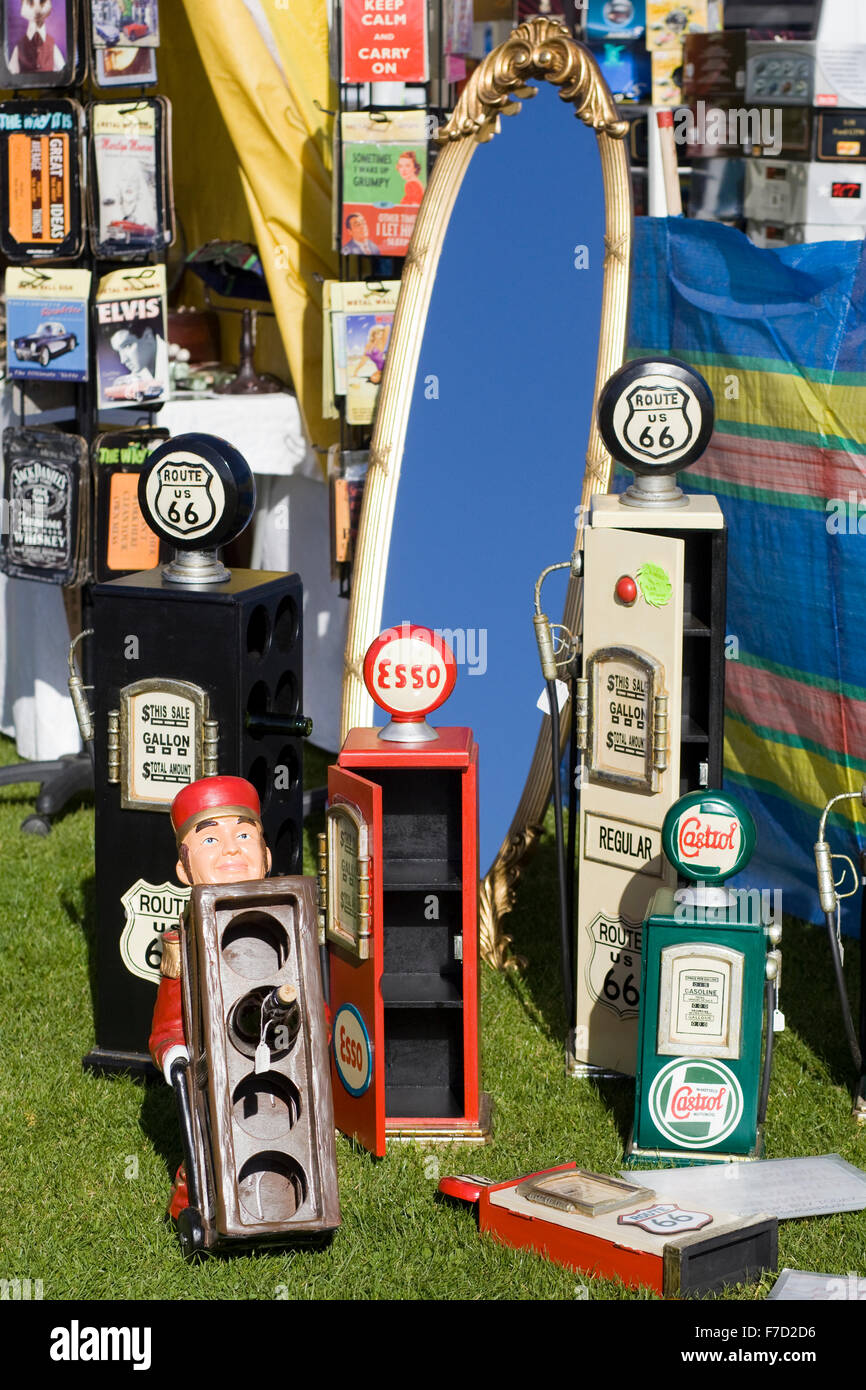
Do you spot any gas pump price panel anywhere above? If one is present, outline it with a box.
[572,358,727,1078]
[323,624,489,1153]
[82,433,308,1075]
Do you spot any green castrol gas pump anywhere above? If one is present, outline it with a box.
[627,790,782,1165]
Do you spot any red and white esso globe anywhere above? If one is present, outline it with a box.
[363,624,457,725]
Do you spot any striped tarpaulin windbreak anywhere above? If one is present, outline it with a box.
[627,217,866,931]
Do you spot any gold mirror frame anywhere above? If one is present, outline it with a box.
[340,17,632,969]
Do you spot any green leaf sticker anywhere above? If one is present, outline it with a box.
[636,562,673,608]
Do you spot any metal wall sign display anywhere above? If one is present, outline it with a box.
[114,677,216,811]
[323,799,371,960]
[0,427,89,585]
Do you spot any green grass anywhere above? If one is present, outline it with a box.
[0,736,864,1300]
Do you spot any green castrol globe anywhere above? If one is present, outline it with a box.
[661,789,756,884]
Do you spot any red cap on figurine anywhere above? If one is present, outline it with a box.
[171,776,262,843]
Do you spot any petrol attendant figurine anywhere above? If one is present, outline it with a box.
[149,774,274,1217]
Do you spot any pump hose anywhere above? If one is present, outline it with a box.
[548,678,575,1025]
[824,909,862,1072]
[758,978,775,1126]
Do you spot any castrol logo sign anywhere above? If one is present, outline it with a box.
[363,623,457,723]
[648,1058,744,1149]
[662,791,755,883]
[678,813,739,868]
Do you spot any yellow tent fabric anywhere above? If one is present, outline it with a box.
[180,0,339,452]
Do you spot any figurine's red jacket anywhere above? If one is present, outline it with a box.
[149,929,186,1070]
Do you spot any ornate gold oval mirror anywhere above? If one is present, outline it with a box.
[341,18,632,966]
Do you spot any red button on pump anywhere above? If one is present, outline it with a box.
[615,575,638,605]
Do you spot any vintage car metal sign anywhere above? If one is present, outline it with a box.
[662,789,756,883]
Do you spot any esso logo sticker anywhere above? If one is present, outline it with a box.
[363,624,457,722]
[662,791,755,883]
[144,452,225,540]
[333,1003,373,1097]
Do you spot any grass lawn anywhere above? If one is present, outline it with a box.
[0,736,864,1302]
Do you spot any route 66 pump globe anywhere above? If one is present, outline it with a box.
[79,433,309,1074]
[571,358,727,1078]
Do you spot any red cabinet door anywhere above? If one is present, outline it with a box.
[326,765,385,1156]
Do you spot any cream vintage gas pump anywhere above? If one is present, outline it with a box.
[569,358,727,1077]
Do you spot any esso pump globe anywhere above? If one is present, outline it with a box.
[363,623,457,743]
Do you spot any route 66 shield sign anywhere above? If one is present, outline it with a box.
[617,1202,713,1235]
[119,878,190,982]
[622,381,693,463]
[584,911,642,1019]
[138,434,256,553]
[148,455,222,539]
[597,357,714,476]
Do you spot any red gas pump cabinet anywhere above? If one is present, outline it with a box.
[326,726,489,1154]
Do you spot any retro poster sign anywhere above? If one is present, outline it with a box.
[6,266,90,381]
[341,111,427,258]
[342,0,428,83]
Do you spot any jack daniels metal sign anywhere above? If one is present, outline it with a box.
[0,427,89,585]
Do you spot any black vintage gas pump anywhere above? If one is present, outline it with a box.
[73,433,309,1075]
